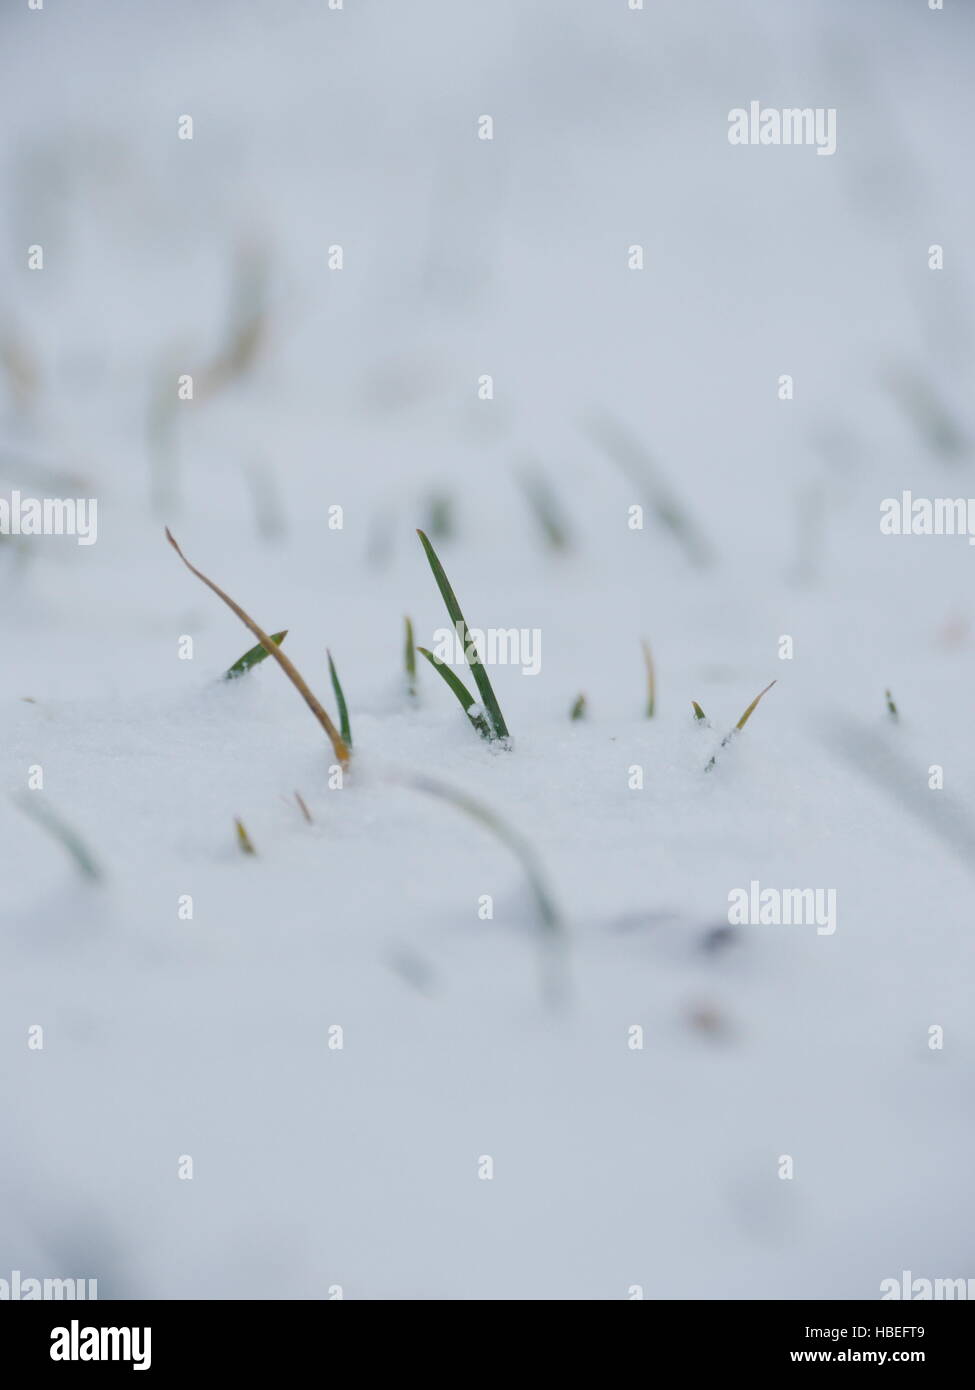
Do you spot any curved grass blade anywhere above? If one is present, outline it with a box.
[14,794,101,881]
[416,529,509,740]
[223,630,287,680]
[570,692,587,721]
[165,529,349,766]
[705,680,776,772]
[327,649,352,748]
[398,773,567,1005]
[417,647,492,739]
[692,701,708,723]
[405,775,561,931]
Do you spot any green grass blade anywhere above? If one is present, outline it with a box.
[223,629,287,680]
[885,688,898,721]
[692,701,707,722]
[327,649,352,748]
[15,795,102,880]
[642,639,656,718]
[404,616,417,696]
[570,692,587,720]
[416,528,510,740]
[417,647,492,739]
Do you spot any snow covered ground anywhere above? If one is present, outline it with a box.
[2,0,973,1299]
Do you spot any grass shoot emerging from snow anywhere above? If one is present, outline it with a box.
[886,688,899,721]
[165,528,350,767]
[416,647,493,739]
[327,650,352,748]
[704,680,776,772]
[570,692,587,720]
[223,630,287,680]
[416,528,510,742]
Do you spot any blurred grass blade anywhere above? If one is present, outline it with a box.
[223,630,287,680]
[587,414,715,567]
[15,795,102,881]
[517,466,572,551]
[235,817,256,855]
[400,773,567,1005]
[416,529,510,740]
[424,491,455,541]
[570,693,587,721]
[417,647,492,739]
[887,364,968,463]
[692,701,707,723]
[198,244,269,401]
[822,718,975,872]
[404,775,561,932]
[165,529,349,766]
[404,616,417,697]
[642,639,656,718]
[294,791,313,824]
[327,650,352,748]
[885,688,899,721]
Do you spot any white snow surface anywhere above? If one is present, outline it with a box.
[1,0,974,1298]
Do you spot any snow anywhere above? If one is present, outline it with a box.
[1,0,974,1299]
